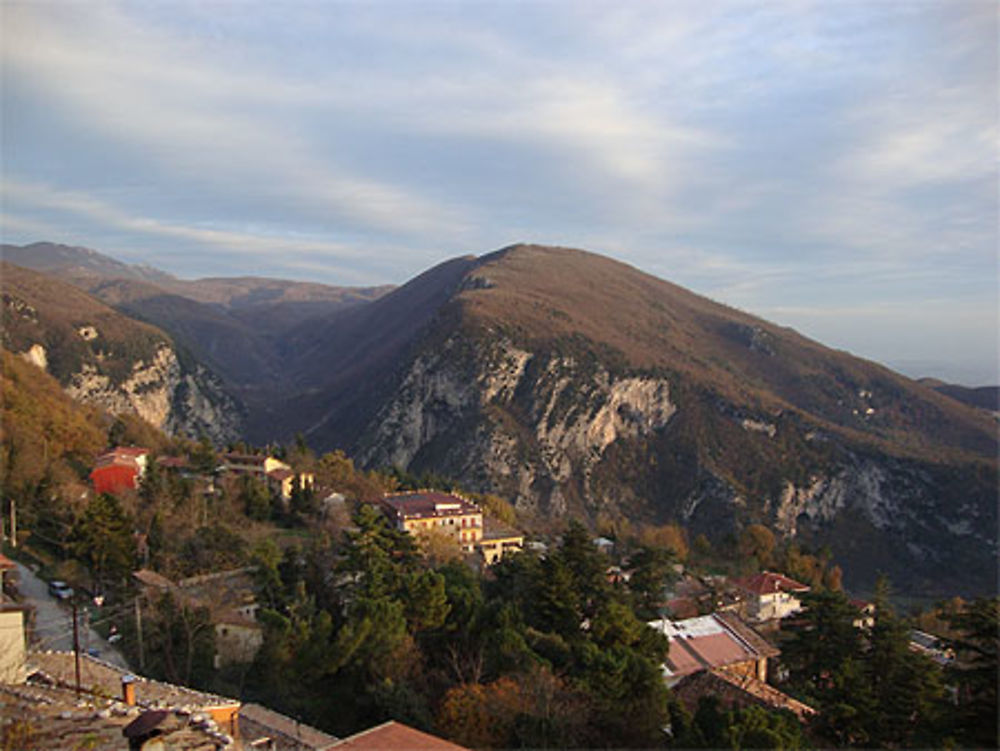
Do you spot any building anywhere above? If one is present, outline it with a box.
[851,599,876,630]
[477,516,524,565]
[25,650,241,738]
[381,492,484,551]
[909,629,955,666]
[0,605,27,683]
[734,571,810,622]
[240,703,340,751]
[329,720,470,751]
[648,611,779,687]
[133,567,263,668]
[671,668,816,724]
[90,446,150,495]
[219,452,315,502]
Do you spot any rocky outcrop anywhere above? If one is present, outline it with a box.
[358,335,676,514]
[63,343,241,443]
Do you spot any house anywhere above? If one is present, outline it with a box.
[240,702,340,751]
[647,611,779,687]
[0,680,233,750]
[477,516,524,565]
[592,536,615,554]
[851,599,876,629]
[329,720,470,751]
[734,571,810,622]
[0,605,27,683]
[219,452,315,502]
[90,446,150,495]
[671,668,816,724]
[381,492,484,551]
[909,629,955,666]
[25,650,242,738]
[133,567,263,668]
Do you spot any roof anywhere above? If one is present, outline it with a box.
[156,455,189,469]
[330,721,469,751]
[672,669,816,722]
[106,446,150,458]
[382,492,481,520]
[735,571,810,596]
[221,452,268,465]
[240,702,339,750]
[267,467,295,481]
[27,651,238,711]
[133,568,176,591]
[480,516,523,542]
[648,613,778,679]
[0,683,227,751]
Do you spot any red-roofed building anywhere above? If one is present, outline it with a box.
[90,447,150,495]
[734,571,810,622]
[330,720,469,751]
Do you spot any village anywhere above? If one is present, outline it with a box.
[0,443,984,750]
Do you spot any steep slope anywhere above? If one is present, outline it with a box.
[298,244,993,597]
[3,242,393,398]
[254,255,481,443]
[1,263,242,442]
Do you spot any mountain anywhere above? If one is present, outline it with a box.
[2,241,174,286]
[263,244,994,597]
[2,241,393,399]
[919,378,999,413]
[5,241,996,596]
[1,262,242,442]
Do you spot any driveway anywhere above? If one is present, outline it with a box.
[13,559,130,669]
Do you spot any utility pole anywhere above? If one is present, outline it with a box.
[135,598,145,671]
[72,599,82,697]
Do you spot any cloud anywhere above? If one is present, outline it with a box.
[1,2,469,241]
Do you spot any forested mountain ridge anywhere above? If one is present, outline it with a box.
[278,245,996,597]
[3,242,996,597]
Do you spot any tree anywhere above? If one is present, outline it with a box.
[942,597,998,748]
[629,545,675,619]
[143,591,215,687]
[239,475,271,521]
[71,493,136,589]
[738,524,775,568]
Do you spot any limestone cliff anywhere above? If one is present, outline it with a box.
[358,334,677,516]
[63,343,242,443]
[2,262,243,443]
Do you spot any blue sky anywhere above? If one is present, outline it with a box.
[1,1,996,385]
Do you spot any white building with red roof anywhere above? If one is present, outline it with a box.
[734,571,810,622]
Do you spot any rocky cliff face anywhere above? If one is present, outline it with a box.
[1,263,243,443]
[358,334,677,516]
[62,343,242,443]
[355,328,996,596]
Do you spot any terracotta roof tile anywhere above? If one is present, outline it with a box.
[330,721,469,751]
[735,571,810,596]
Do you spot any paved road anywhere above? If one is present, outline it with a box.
[14,560,130,669]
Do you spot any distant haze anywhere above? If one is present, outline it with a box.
[1,2,996,386]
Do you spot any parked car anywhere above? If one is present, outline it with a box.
[48,580,74,600]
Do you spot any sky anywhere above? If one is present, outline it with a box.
[1,1,997,385]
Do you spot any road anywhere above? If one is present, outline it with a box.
[14,560,130,669]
